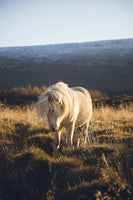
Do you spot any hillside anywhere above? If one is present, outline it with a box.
[0,39,133,95]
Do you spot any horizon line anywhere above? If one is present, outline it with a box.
[0,37,133,48]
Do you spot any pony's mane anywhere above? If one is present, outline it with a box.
[36,82,74,120]
[49,82,74,120]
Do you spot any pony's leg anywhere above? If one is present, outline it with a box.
[54,131,61,157]
[66,122,75,147]
[77,136,80,147]
[57,131,61,149]
[76,127,81,147]
[83,122,89,146]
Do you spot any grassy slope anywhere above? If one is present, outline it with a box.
[0,102,133,200]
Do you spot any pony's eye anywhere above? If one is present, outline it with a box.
[51,109,54,113]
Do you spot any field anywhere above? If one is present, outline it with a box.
[0,87,133,200]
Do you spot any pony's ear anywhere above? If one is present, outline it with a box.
[48,94,54,102]
[48,93,60,105]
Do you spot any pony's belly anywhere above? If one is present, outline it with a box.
[75,113,90,127]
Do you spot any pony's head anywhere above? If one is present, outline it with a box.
[47,93,63,132]
[36,82,70,132]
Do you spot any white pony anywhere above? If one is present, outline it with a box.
[36,82,92,155]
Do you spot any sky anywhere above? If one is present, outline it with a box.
[0,0,133,47]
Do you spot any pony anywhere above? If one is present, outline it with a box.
[36,82,92,155]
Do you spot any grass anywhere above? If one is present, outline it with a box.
[0,97,133,199]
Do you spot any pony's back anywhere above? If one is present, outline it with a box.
[72,86,92,127]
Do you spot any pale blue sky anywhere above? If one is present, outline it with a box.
[0,0,133,47]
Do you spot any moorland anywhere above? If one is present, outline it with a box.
[0,86,133,200]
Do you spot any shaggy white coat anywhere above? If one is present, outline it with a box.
[36,82,92,155]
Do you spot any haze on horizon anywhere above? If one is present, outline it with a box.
[0,0,133,47]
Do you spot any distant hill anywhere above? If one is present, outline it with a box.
[0,39,133,95]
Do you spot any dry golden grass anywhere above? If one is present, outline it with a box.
[0,102,133,199]
[1,102,132,132]
[93,103,133,121]
[92,103,133,133]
